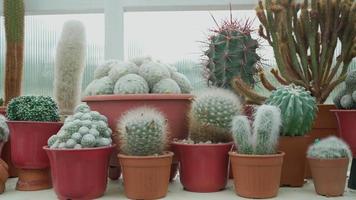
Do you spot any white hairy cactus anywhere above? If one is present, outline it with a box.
[94,60,120,79]
[307,136,352,159]
[108,61,139,82]
[92,76,114,95]
[0,115,9,142]
[139,61,171,87]
[129,56,152,67]
[171,72,192,93]
[114,74,149,94]
[152,78,182,94]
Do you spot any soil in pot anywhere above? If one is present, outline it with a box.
[118,151,173,199]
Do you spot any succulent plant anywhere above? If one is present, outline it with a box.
[231,105,281,155]
[266,84,317,136]
[189,88,241,143]
[152,78,181,94]
[307,136,352,159]
[92,76,114,95]
[94,60,120,79]
[48,103,112,149]
[7,96,60,122]
[118,107,168,156]
[129,56,152,67]
[0,115,9,142]
[334,70,356,109]
[108,61,139,83]
[138,61,171,87]
[114,74,149,94]
[171,72,193,93]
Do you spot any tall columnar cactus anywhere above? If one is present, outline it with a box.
[54,20,87,116]
[266,84,317,136]
[0,115,9,142]
[118,107,168,156]
[189,88,241,143]
[307,136,352,159]
[4,0,25,105]
[232,105,281,155]
[234,0,356,104]
[334,70,356,109]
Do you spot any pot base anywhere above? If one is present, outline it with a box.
[16,168,51,191]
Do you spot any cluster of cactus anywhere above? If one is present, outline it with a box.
[84,57,192,96]
[189,88,241,143]
[307,136,352,159]
[54,20,87,116]
[0,115,9,142]
[205,13,260,89]
[232,105,281,155]
[47,103,112,149]
[6,96,60,122]
[334,70,356,109]
[266,84,317,136]
[118,107,168,156]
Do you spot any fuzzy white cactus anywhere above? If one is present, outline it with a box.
[129,56,152,67]
[108,61,139,82]
[114,74,149,94]
[0,115,9,142]
[139,61,171,87]
[92,76,114,95]
[152,78,181,94]
[307,136,352,159]
[171,72,192,93]
[94,60,120,79]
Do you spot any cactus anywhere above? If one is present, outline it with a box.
[152,78,181,94]
[118,107,168,156]
[334,70,356,109]
[108,61,139,83]
[7,96,60,122]
[138,61,171,87]
[48,103,112,149]
[114,74,149,94]
[4,0,25,105]
[266,84,317,136]
[307,136,352,159]
[92,76,114,95]
[94,60,119,79]
[171,72,192,93]
[54,20,87,116]
[129,56,152,67]
[231,105,281,155]
[189,88,241,143]
[0,115,9,142]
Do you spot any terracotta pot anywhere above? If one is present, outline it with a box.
[308,157,349,197]
[118,151,173,199]
[172,142,233,192]
[44,145,114,200]
[229,151,284,198]
[8,121,62,191]
[0,159,9,194]
[82,94,193,180]
[278,135,309,187]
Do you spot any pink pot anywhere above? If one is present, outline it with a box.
[332,110,356,157]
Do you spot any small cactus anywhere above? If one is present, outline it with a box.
[171,72,192,93]
[0,115,9,142]
[0,98,3,106]
[94,60,120,79]
[307,136,352,159]
[92,76,114,95]
[129,56,152,67]
[114,74,149,94]
[108,61,139,83]
[118,107,168,156]
[138,61,171,87]
[152,78,182,94]
[231,116,253,154]
[334,70,356,109]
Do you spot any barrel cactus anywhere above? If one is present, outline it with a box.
[114,74,149,94]
[152,78,181,94]
[0,115,9,142]
[307,136,351,159]
[108,61,139,83]
[232,105,281,155]
[118,107,168,156]
[189,88,241,143]
[94,60,120,79]
[334,70,356,109]
[266,84,317,136]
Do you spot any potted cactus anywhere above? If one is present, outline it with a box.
[117,107,173,199]
[44,103,114,200]
[6,96,62,191]
[230,105,284,198]
[172,88,240,192]
[307,136,351,197]
[0,114,9,194]
[266,84,317,187]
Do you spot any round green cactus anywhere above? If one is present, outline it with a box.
[171,72,192,93]
[114,74,149,94]
[108,61,139,83]
[118,107,168,156]
[307,136,351,159]
[266,84,317,136]
[138,61,171,87]
[152,78,182,94]
[345,70,356,92]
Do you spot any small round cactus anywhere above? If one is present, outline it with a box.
[171,72,192,93]
[307,136,351,159]
[138,61,171,87]
[108,61,140,82]
[129,56,152,67]
[92,76,114,95]
[334,70,356,109]
[152,78,182,94]
[94,60,120,79]
[118,107,168,156]
[114,74,149,94]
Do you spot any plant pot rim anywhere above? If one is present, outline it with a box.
[82,94,194,102]
[229,151,285,158]
[43,144,116,152]
[330,109,356,113]
[6,120,62,125]
[171,141,234,147]
[307,157,349,161]
[118,151,174,159]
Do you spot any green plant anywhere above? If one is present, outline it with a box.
[0,115,9,142]
[266,84,317,136]
[234,0,356,104]
[114,74,149,94]
[307,136,352,159]
[189,88,241,143]
[232,105,281,155]
[118,107,168,156]
[48,103,112,149]
[152,78,182,94]
[334,70,356,109]
[7,96,60,122]
[0,98,3,106]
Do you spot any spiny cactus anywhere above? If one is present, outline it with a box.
[94,60,120,79]
[108,61,139,83]
[334,70,356,109]
[266,84,317,136]
[54,20,87,116]
[129,56,152,67]
[0,115,9,142]
[118,107,168,156]
[152,78,181,94]
[189,88,241,143]
[48,103,112,149]
[7,96,60,122]
[307,136,352,159]
[171,72,192,93]
[232,105,281,155]
[138,61,171,87]
[114,74,149,94]
[92,76,114,95]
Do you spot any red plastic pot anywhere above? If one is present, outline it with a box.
[44,145,115,200]
[172,142,233,192]
[332,110,356,157]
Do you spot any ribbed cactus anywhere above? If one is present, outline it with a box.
[232,105,281,155]
[334,70,356,109]
[307,136,352,159]
[118,107,168,156]
[0,115,9,142]
[266,84,317,136]
[108,61,139,83]
[4,0,25,105]
[138,61,171,87]
[94,60,119,79]
[152,78,181,94]
[114,74,149,94]
[189,88,241,143]
[54,20,87,116]
[171,72,192,93]
[92,77,114,95]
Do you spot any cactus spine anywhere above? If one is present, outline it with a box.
[307,136,352,159]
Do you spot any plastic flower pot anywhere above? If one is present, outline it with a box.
[229,151,284,198]
[82,94,193,180]
[8,121,62,191]
[44,145,115,200]
[172,142,233,192]
[118,151,173,199]
[308,157,349,197]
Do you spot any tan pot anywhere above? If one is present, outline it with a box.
[118,152,173,199]
[229,151,284,198]
[308,157,348,197]
[279,135,310,187]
